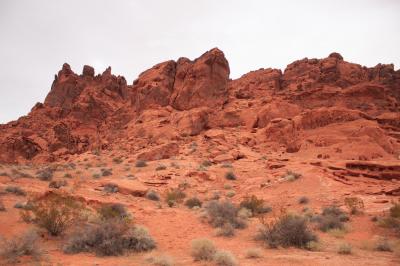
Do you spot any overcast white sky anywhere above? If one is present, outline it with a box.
[0,0,399,123]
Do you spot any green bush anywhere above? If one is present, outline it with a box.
[256,214,317,248]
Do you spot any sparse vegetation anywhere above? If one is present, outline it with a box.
[64,220,156,256]
[337,242,352,254]
[374,237,392,252]
[221,163,233,168]
[205,200,246,229]
[5,185,26,196]
[215,223,235,237]
[49,179,68,189]
[225,171,237,180]
[0,199,5,211]
[156,164,167,171]
[201,160,212,167]
[185,197,202,209]
[146,190,161,201]
[239,195,271,216]
[298,196,309,204]
[213,250,238,266]
[313,206,348,232]
[0,230,42,264]
[101,168,113,177]
[165,188,186,206]
[282,170,302,181]
[245,248,263,259]
[389,202,400,218]
[344,197,364,215]
[112,157,123,164]
[36,168,54,181]
[136,160,148,168]
[226,190,236,198]
[21,192,84,236]
[97,203,130,221]
[146,254,174,266]
[191,238,216,261]
[103,183,119,193]
[256,214,317,249]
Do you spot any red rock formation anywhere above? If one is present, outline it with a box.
[0,49,399,163]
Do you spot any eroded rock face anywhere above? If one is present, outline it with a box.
[0,49,399,163]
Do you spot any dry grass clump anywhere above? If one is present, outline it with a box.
[0,230,42,264]
[245,247,263,259]
[155,164,167,171]
[225,171,237,180]
[282,170,302,181]
[97,203,130,221]
[112,157,123,164]
[165,188,186,207]
[103,183,119,193]
[215,223,235,237]
[146,254,175,266]
[101,168,113,177]
[5,185,26,196]
[191,238,216,261]
[213,250,238,266]
[185,197,202,209]
[256,214,317,249]
[64,220,156,256]
[374,237,392,252]
[312,205,348,232]
[205,200,247,230]
[20,192,84,236]
[135,160,148,168]
[146,190,161,201]
[36,168,54,181]
[239,195,271,216]
[337,242,352,254]
[49,179,68,189]
[344,197,364,215]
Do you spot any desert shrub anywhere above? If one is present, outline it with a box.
[0,199,5,211]
[239,195,271,216]
[205,200,246,229]
[305,240,322,251]
[390,202,400,218]
[223,184,232,190]
[328,228,347,238]
[0,230,41,264]
[135,160,148,168]
[225,171,237,180]
[36,168,54,181]
[5,185,26,196]
[146,255,174,266]
[245,248,263,259]
[190,238,216,261]
[256,214,317,248]
[64,173,73,178]
[22,192,84,236]
[201,160,212,167]
[215,223,235,237]
[165,188,186,206]
[344,197,364,215]
[112,157,123,164]
[49,180,68,189]
[313,205,349,232]
[298,196,309,204]
[146,190,160,201]
[374,237,392,252]
[337,243,352,254]
[101,168,113,177]
[14,202,26,209]
[226,190,236,198]
[103,183,119,193]
[156,164,167,171]
[185,197,202,209]
[282,170,301,181]
[221,163,233,168]
[97,203,130,221]
[213,250,237,266]
[64,220,156,256]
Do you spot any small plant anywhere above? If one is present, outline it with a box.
[344,197,364,215]
[201,160,212,167]
[239,195,271,216]
[0,230,42,264]
[215,223,235,237]
[213,250,238,266]
[256,214,317,249]
[103,183,119,193]
[64,220,156,256]
[64,173,73,178]
[337,243,352,255]
[306,240,322,251]
[146,254,174,266]
[165,188,186,206]
[185,197,202,209]
[298,196,309,204]
[225,171,237,180]
[374,237,392,252]
[135,160,148,168]
[101,168,113,176]
[389,202,400,218]
[313,205,348,232]
[22,192,84,236]
[191,238,216,261]
[36,168,54,181]
[221,163,233,168]
[327,228,347,238]
[97,203,130,221]
[49,180,68,189]
[146,190,161,201]
[205,200,246,229]
[112,157,123,164]
[223,184,233,190]
[156,164,167,171]
[245,248,263,259]
[5,185,26,196]
[226,190,236,198]
[283,170,302,181]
